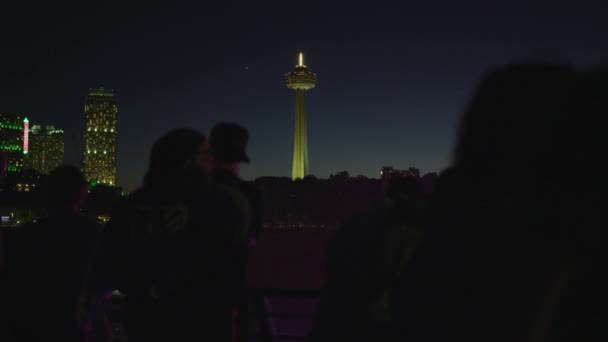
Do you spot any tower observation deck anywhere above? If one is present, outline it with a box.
[286,52,317,180]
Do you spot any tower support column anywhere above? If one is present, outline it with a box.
[292,89,308,179]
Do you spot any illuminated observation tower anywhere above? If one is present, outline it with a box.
[286,52,317,180]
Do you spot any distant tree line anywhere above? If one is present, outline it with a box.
[254,171,438,228]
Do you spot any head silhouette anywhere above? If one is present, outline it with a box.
[550,67,607,241]
[556,67,607,175]
[454,62,576,191]
[145,129,212,196]
[47,164,88,211]
[209,122,250,164]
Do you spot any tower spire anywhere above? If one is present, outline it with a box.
[286,52,317,180]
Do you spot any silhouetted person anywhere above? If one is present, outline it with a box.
[209,123,263,340]
[210,122,262,245]
[538,67,608,341]
[310,176,425,341]
[90,129,247,341]
[5,164,100,341]
[390,62,578,341]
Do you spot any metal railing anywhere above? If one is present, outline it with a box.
[236,288,321,342]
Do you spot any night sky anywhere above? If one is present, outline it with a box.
[1,1,606,191]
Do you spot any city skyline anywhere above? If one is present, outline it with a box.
[1,1,607,191]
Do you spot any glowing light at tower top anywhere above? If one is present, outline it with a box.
[286,52,317,90]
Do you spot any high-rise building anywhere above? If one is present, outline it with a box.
[0,114,28,173]
[83,87,117,186]
[24,125,64,174]
[286,52,317,180]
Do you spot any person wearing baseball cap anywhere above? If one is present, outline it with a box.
[209,122,261,242]
[210,122,262,340]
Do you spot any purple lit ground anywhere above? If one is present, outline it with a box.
[247,227,332,289]
[245,227,334,339]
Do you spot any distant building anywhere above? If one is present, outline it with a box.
[0,114,28,173]
[83,87,117,186]
[381,166,420,180]
[24,125,64,174]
